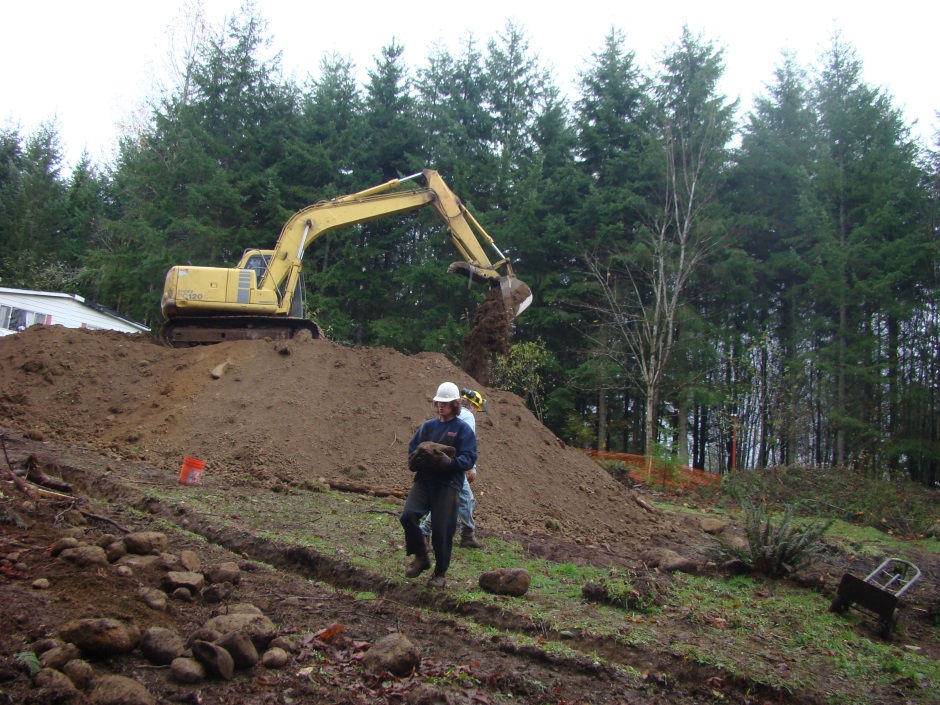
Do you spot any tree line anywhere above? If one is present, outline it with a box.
[1,5,938,484]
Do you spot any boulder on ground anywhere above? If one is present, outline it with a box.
[62,659,94,690]
[170,657,206,684]
[192,641,235,680]
[140,627,185,665]
[59,618,140,658]
[204,562,241,585]
[215,630,259,669]
[260,647,290,669]
[90,674,156,705]
[479,568,531,596]
[30,668,78,703]
[123,531,168,555]
[162,571,205,594]
[362,633,420,677]
[640,548,698,574]
[59,544,109,567]
[38,643,80,670]
[203,612,276,648]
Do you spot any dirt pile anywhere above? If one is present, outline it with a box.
[0,325,687,549]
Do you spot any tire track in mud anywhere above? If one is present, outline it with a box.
[10,437,801,704]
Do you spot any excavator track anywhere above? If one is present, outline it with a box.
[161,316,320,347]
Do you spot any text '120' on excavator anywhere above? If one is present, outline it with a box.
[159,169,533,346]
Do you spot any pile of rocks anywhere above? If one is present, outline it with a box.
[24,529,294,703]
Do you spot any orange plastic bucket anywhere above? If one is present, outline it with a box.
[179,456,206,486]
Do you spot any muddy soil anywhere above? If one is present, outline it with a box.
[0,326,937,705]
[462,287,512,387]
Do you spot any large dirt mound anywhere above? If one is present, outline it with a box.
[0,326,684,547]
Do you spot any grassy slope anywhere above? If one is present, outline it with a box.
[139,475,940,705]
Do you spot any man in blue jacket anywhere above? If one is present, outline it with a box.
[400,382,478,588]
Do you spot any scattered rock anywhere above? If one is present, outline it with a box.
[171,587,194,602]
[170,657,206,684]
[115,554,160,570]
[38,643,80,670]
[192,640,235,680]
[89,674,157,705]
[162,571,205,594]
[203,582,234,603]
[204,562,241,585]
[180,550,200,572]
[407,683,453,705]
[140,627,185,665]
[123,531,168,555]
[61,659,94,690]
[59,544,109,567]
[30,667,78,703]
[260,647,289,669]
[49,537,79,557]
[59,618,140,658]
[479,568,531,596]
[215,630,259,669]
[203,612,276,648]
[158,552,181,570]
[31,578,51,590]
[268,636,297,653]
[700,518,726,535]
[94,534,118,548]
[104,541,127,563]
[187,627,223,649]
[136,587,168,611]
[216,603,263,615]
[640,548,698,574]
[362,633,420,677]
[31,638,64,655]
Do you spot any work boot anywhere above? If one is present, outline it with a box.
[405,552,431,578]
[427,574,446,589]
[459,533,484,549]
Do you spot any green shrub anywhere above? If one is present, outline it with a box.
[709,500,832,578]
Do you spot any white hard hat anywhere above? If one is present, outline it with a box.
[433,382,460,402]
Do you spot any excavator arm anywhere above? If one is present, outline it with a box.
[160,169,532,345]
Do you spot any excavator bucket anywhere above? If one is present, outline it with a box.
[499,275,533,319]
[448,262,533,320]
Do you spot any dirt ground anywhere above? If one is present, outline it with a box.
[0,326,937,704]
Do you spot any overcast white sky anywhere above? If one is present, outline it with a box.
[2,1,937,169]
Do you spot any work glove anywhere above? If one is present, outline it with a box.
[466,468,477,483]
[408,441,456,473]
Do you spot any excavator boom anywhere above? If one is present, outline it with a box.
[160,169,531,345]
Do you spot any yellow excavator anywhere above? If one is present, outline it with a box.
[160,169,533,346]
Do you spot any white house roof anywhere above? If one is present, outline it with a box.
[0,287,150,333]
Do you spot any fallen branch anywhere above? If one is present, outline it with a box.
[327,481,406,499]
[632,494,659,514]
[24,455,73,493]
[0,435,39,501]
[79,511,129,534]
